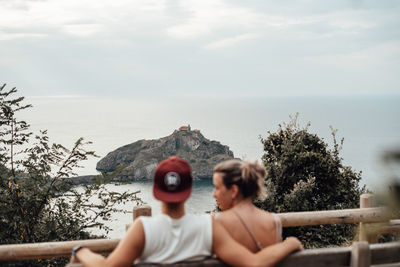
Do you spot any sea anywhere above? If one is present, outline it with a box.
[19,94,400,238]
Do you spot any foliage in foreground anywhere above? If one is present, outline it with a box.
[0,84,142,266]
[255,114,365,248]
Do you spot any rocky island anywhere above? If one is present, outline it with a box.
[96,125,234,180]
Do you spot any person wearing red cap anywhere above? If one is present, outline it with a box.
[70,156,303,266]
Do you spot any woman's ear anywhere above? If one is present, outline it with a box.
[231,184,239,199]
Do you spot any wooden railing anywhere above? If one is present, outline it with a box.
[0,239,119,261]
[66,242,400,267]
[278,206,389,227]
[0,194,398,262]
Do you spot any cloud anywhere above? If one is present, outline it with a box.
[0,0,399,97]
[305,41,400,70]
[28,94,87,99]
[0,0,167,40]
[0,31,46,41]
[165,0,263,39]
[165,0,313,40]
[62,23,103,37]
[203,33,260,50]
[329,19,375,30]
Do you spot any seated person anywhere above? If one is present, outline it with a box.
[70,156,303,266]
[213,159,281,252]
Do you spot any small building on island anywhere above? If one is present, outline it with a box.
[179,124,191,131]
[178,125,200,133]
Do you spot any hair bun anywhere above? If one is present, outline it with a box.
[214,159,266,199]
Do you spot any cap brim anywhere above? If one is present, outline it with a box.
[153,186,192,203]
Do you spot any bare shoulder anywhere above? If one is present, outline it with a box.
[129,217,145,232]
[215,210,238,227]
[254,207,275,221]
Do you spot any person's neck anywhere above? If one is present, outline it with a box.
[161,202,186,219]
[232,197,253,209]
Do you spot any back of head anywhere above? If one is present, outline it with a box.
[153,156,193,203]
[214,159,266,200]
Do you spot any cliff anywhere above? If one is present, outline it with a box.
[96,130,234,179]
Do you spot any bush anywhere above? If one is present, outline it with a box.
[0,84,142,266]
[255,114,365,248]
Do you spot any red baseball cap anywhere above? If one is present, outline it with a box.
[153,156,193,203]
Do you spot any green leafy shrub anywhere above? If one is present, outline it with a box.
[0,84,142,266]
[255,114,365,248]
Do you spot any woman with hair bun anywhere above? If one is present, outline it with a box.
[212,159,282,252]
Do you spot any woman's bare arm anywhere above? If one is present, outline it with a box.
[212,217,303,267]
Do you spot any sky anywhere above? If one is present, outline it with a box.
[1,0,399,97]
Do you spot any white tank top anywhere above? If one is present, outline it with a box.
[138,213,212,264]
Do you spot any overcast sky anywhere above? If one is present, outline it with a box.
[1,0,399,97]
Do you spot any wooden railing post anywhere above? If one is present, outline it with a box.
[359,194,376,242]
[126,205,152,231]
[350,242,371,267]
[133,204,152,221]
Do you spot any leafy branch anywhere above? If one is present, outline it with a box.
[0,84,142,265]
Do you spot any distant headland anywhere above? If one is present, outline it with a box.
[93,125,234,180]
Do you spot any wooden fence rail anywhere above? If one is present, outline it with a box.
[277,207,390,227]
[0,206,395,262]
[65,242,400,267]
[0,239,120,261]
